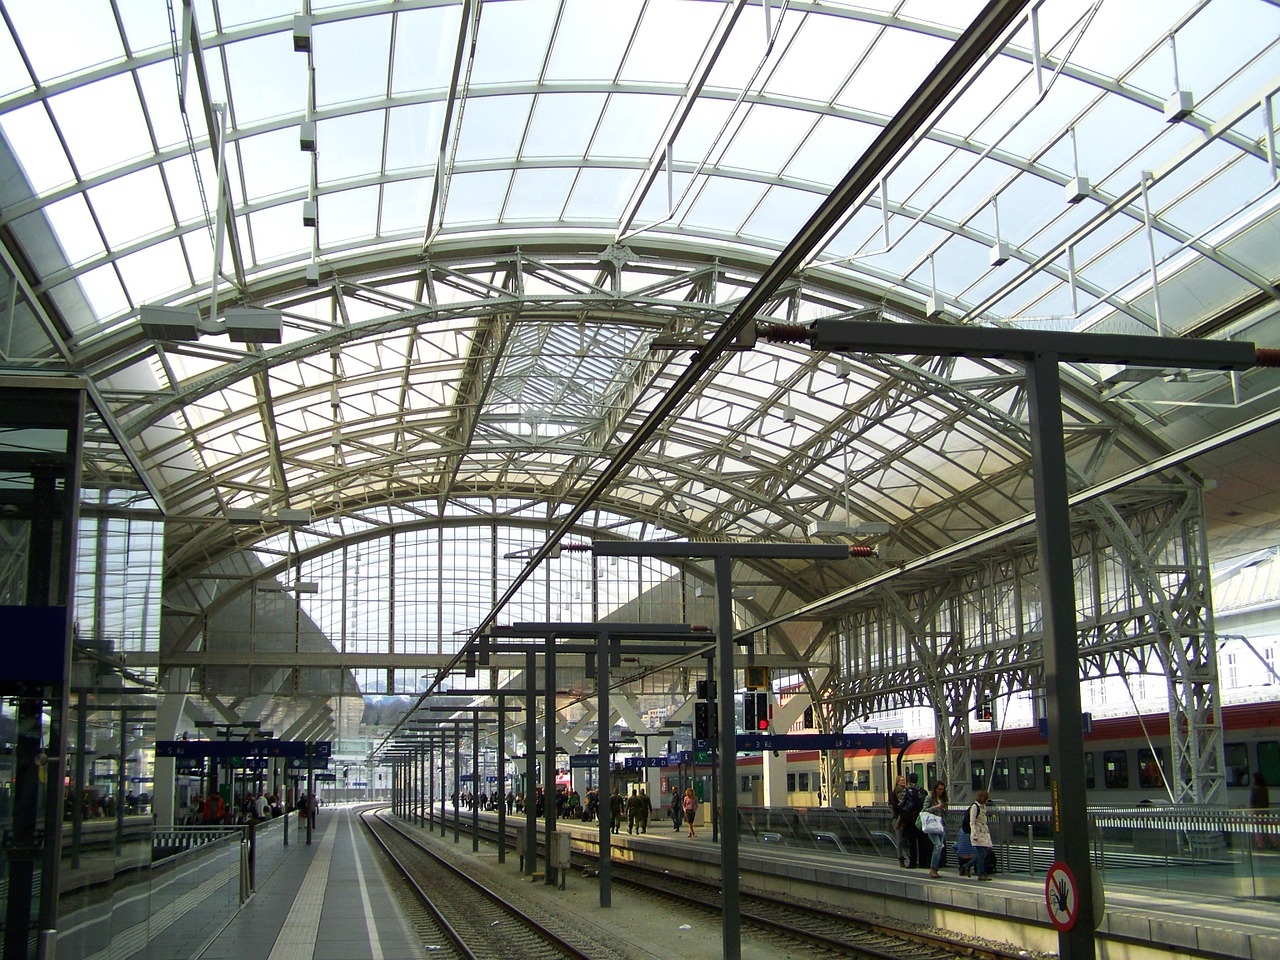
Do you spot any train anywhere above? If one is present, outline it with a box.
[735,701,1280,808]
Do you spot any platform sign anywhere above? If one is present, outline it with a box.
[570,754,597,769]
[735,732,908,752]
[157,738,334,760]
[1045,860,1080,931]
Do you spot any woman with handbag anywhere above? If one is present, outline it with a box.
[922,781,949,877]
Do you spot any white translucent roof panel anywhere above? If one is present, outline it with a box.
[0,0,1274,587]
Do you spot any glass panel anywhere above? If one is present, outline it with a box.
[1016,755,1036,790]
[1225,743,1250,788]
[1104,750,1129,789]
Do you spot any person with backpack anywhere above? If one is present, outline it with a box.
[898,773,929,868]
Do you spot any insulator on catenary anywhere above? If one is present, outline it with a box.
[1256,348,1280,367]
[848,545,877,558]
[560,542,591,551]
[759,323,811,344]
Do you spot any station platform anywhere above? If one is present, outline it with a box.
[427,805,1280,960]
[196,805,420,960]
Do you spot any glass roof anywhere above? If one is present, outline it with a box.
[2,0,1280,616]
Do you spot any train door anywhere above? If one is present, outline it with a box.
[1258,740,1280,785]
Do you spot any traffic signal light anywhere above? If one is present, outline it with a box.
[976,695,993,722]
[745,665,769,690]
[696,679,717,701]
[694,700,716,741]
[743,692,769,731]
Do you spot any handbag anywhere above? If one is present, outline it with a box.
[917,810,945,835]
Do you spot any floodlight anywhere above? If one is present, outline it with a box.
[223,307,283,344]
[924,294,946,319]
[293,581,319,594]
[1164,91,1194,123]
[305,263,320,287]
[1065,177,1091,204]
[227,507,264,524]
[276,508,312,526]
[299,120,316,152]
[139,305,200,341]
[302,200,317,227]
[989,242,1010,267]
[293,16,311,52]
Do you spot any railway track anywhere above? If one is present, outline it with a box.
[359,808,609,960]
[418,808,1032,960]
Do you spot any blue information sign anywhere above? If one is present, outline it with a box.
[156,739,333,759]
[570,754,597,768]
[735,732,908,752]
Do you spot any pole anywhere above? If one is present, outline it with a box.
[471,716,480,852]
[543,637,557,885]
[715,553,741,960]
[524,651,537,875]
[596,630,612,906]
[497,695,507,863]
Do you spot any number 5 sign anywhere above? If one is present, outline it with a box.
[1045,861,1080,931]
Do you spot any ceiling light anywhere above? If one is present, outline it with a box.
[276,508,312,526]
[223,307,283,344]
[292,16,311,52]
[227,508,264,524]
[139,305,200,341]
[302,200,317,228]
[299,120,316,152]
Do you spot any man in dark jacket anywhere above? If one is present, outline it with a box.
[899,773,929,868]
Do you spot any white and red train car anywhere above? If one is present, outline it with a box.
[736,701,1280,808]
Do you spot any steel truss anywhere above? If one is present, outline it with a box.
[824,479,1226,805]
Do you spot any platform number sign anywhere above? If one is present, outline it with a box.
[1045,860,1080,932]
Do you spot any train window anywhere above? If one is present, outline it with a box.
[926,762,937,788]
[1259,741,1280,786]
[845,774,855,791]
[1137,748,1164,789]
[991,758,1009,791]
[1084,752,1095,789]
[1224,743,1250,787]
[1016,756,1036,790]
[971,759,986,791]
[741,776,752,793]
[1043,756,1051,786]
[1103,750,1129,789]
[787,773,796,792]
[798,772,810,792]
[913,763,925,786]
[857,770,870,791]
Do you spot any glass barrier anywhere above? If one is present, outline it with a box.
[737,803,1280,901]
[55,816,283,960]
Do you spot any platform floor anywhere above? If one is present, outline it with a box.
[196,805,420,960]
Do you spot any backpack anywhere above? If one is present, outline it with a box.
[900,785,925,820]
[962,803,974,834]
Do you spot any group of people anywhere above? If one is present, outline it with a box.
[891,772,994,880]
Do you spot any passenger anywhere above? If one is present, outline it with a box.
[671,790,683,832]
[899,773,929,868]
[925,781,949,878]
[201,790,226,826]
[682,787,698,838]
[967,789,994,880]
[637,788,652,833]
[609,787,624,834]
[626,789,639,834]
[506,790,515,814]
[889,774,908,867]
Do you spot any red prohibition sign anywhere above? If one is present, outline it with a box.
[1045,860,1080,932]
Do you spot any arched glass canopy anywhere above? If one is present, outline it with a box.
[3,0,1280,716]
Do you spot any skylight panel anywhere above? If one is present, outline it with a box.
[5,1,125,84]
[225,31,306,126]
[715,102,815,174]
[90,167,180,252]
[318,185,380,245]
[741,185,823,246]
[216,1,297,30]
[835,26,950,117]
[454,94,533,162]
[386,103,445,172]
[681,176,767,234]
[37,193,102,266]
[247,203,313,265]
[316,111,386,184]
[0,103,75,195]
[313,14,392,108]
[590,93,676,158]
[619,0,721,84]
[564,168,640,221]
[899,0,987,30]
[117,238,192,304]
[762,13,876,104]
[504,168,576,221]
[379,180,431,235]
[237,127,309,201]
[47,74,152,179]
[442,170,511,226]
[470,0,557,85]
[391,5,463,95]
[51,265,128,332]
[522,93,608,159]
[544,0,641,81]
